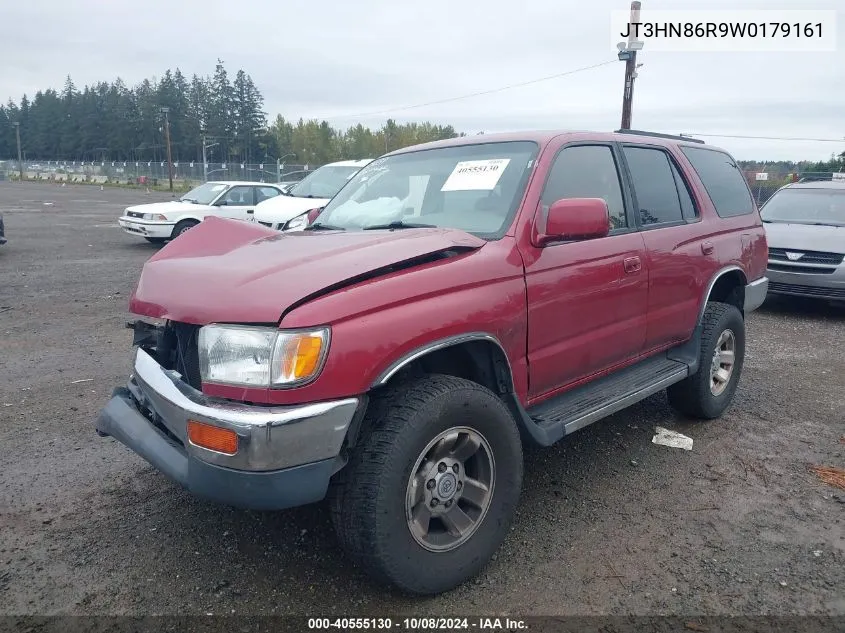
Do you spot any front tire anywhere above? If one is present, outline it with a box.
[667,301,745,419]
[330,374,523,595]
[170,219,198,239]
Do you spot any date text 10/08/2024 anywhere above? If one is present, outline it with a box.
[308,617,528,630]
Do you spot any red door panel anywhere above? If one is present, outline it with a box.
[641,224,713,350]
[524,231,648,400]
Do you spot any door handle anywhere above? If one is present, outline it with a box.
[247,209,254,214]
[623,256,641,274]
[702,241,714,255]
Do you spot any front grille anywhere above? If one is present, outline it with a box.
[169,322,202,389]
[768,282,845,299]
[768,248,844,266]
[768,263,836,275]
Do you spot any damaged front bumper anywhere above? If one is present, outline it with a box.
[117,216,175,239]
[95,347,360,510]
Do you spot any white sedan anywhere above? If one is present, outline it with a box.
[252,159,373,231]
[117,181,287,243]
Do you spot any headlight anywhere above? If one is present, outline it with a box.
[142,213,168,220]
[283,212,309,231]
[198,325,330,387]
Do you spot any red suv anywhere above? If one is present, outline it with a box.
[96,129,768,595]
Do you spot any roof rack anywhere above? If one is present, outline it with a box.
[614,129,705,144]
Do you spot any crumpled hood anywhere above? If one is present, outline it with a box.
[129,216,486,324]
[252,194,328,223]
[125,201,208,215]
[764,221,845,254]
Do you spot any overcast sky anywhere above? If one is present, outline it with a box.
[1,0,843,161]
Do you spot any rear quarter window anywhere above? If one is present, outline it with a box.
[680,146,755,218]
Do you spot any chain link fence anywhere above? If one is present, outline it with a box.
[1,159,842,204]
[0,159,320,189]
[743,170,845,206]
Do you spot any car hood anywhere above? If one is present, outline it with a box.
[129,216,486,324]
[252,195,328,223]
[764,221,845,254]
[125,201,210,215]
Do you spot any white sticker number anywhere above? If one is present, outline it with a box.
[440,159,511,192]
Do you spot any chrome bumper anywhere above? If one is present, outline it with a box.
[744,276,769,313]
[125,347,359,472]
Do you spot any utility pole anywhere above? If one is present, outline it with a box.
[618,1,643,130]
[161,107,174,192]
[13,122,23,181]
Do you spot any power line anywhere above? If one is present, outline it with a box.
[319,59,618,120]
[684,133,844,143]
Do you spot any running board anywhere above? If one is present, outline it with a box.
[527,355,691,440]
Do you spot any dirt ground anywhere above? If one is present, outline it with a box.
[1,182,843,617]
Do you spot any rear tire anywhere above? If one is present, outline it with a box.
[329,374,523,595]
[170,219,198,239]
[667,301,745,419]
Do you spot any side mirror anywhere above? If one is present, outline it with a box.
[536,198,610,246]
[214,199,227,206]
[306,207,323,223]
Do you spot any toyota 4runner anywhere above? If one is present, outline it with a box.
[95,129,769,595]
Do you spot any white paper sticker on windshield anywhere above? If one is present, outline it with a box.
[440,159,511,192]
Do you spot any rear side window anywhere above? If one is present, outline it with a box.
[622,146,684,226]
[681,146,755,217]
[669,161,698,220]
[255,186,281,204]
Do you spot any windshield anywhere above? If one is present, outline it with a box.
[180,182,229,205]
[317,141,539,237]
[761,187,845,226]
[288,165,363,198]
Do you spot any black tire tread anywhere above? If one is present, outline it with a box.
[329,374,522,594]
[667,301,744,419]
[170,219,198,239]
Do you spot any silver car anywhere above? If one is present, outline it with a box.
[761,180,845,301]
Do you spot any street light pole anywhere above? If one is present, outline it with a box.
[201,135,219,183]
[160,107,174,192]
[13,122,23,181]
[202,133,208,183]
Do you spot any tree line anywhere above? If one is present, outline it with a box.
[2,61,842,168]
[0,61,461,166]
[736,157,845,175]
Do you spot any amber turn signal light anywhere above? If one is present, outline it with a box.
[187,420,238,455]
[277,332,325,382]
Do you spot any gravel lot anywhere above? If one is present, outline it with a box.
[1,182,843,617]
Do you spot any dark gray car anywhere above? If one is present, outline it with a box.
[761,180,845,301]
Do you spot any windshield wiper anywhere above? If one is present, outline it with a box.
[303,222,346,231]
[362,220,436,230]
[778,220,844,227]
[181,197,198,204]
